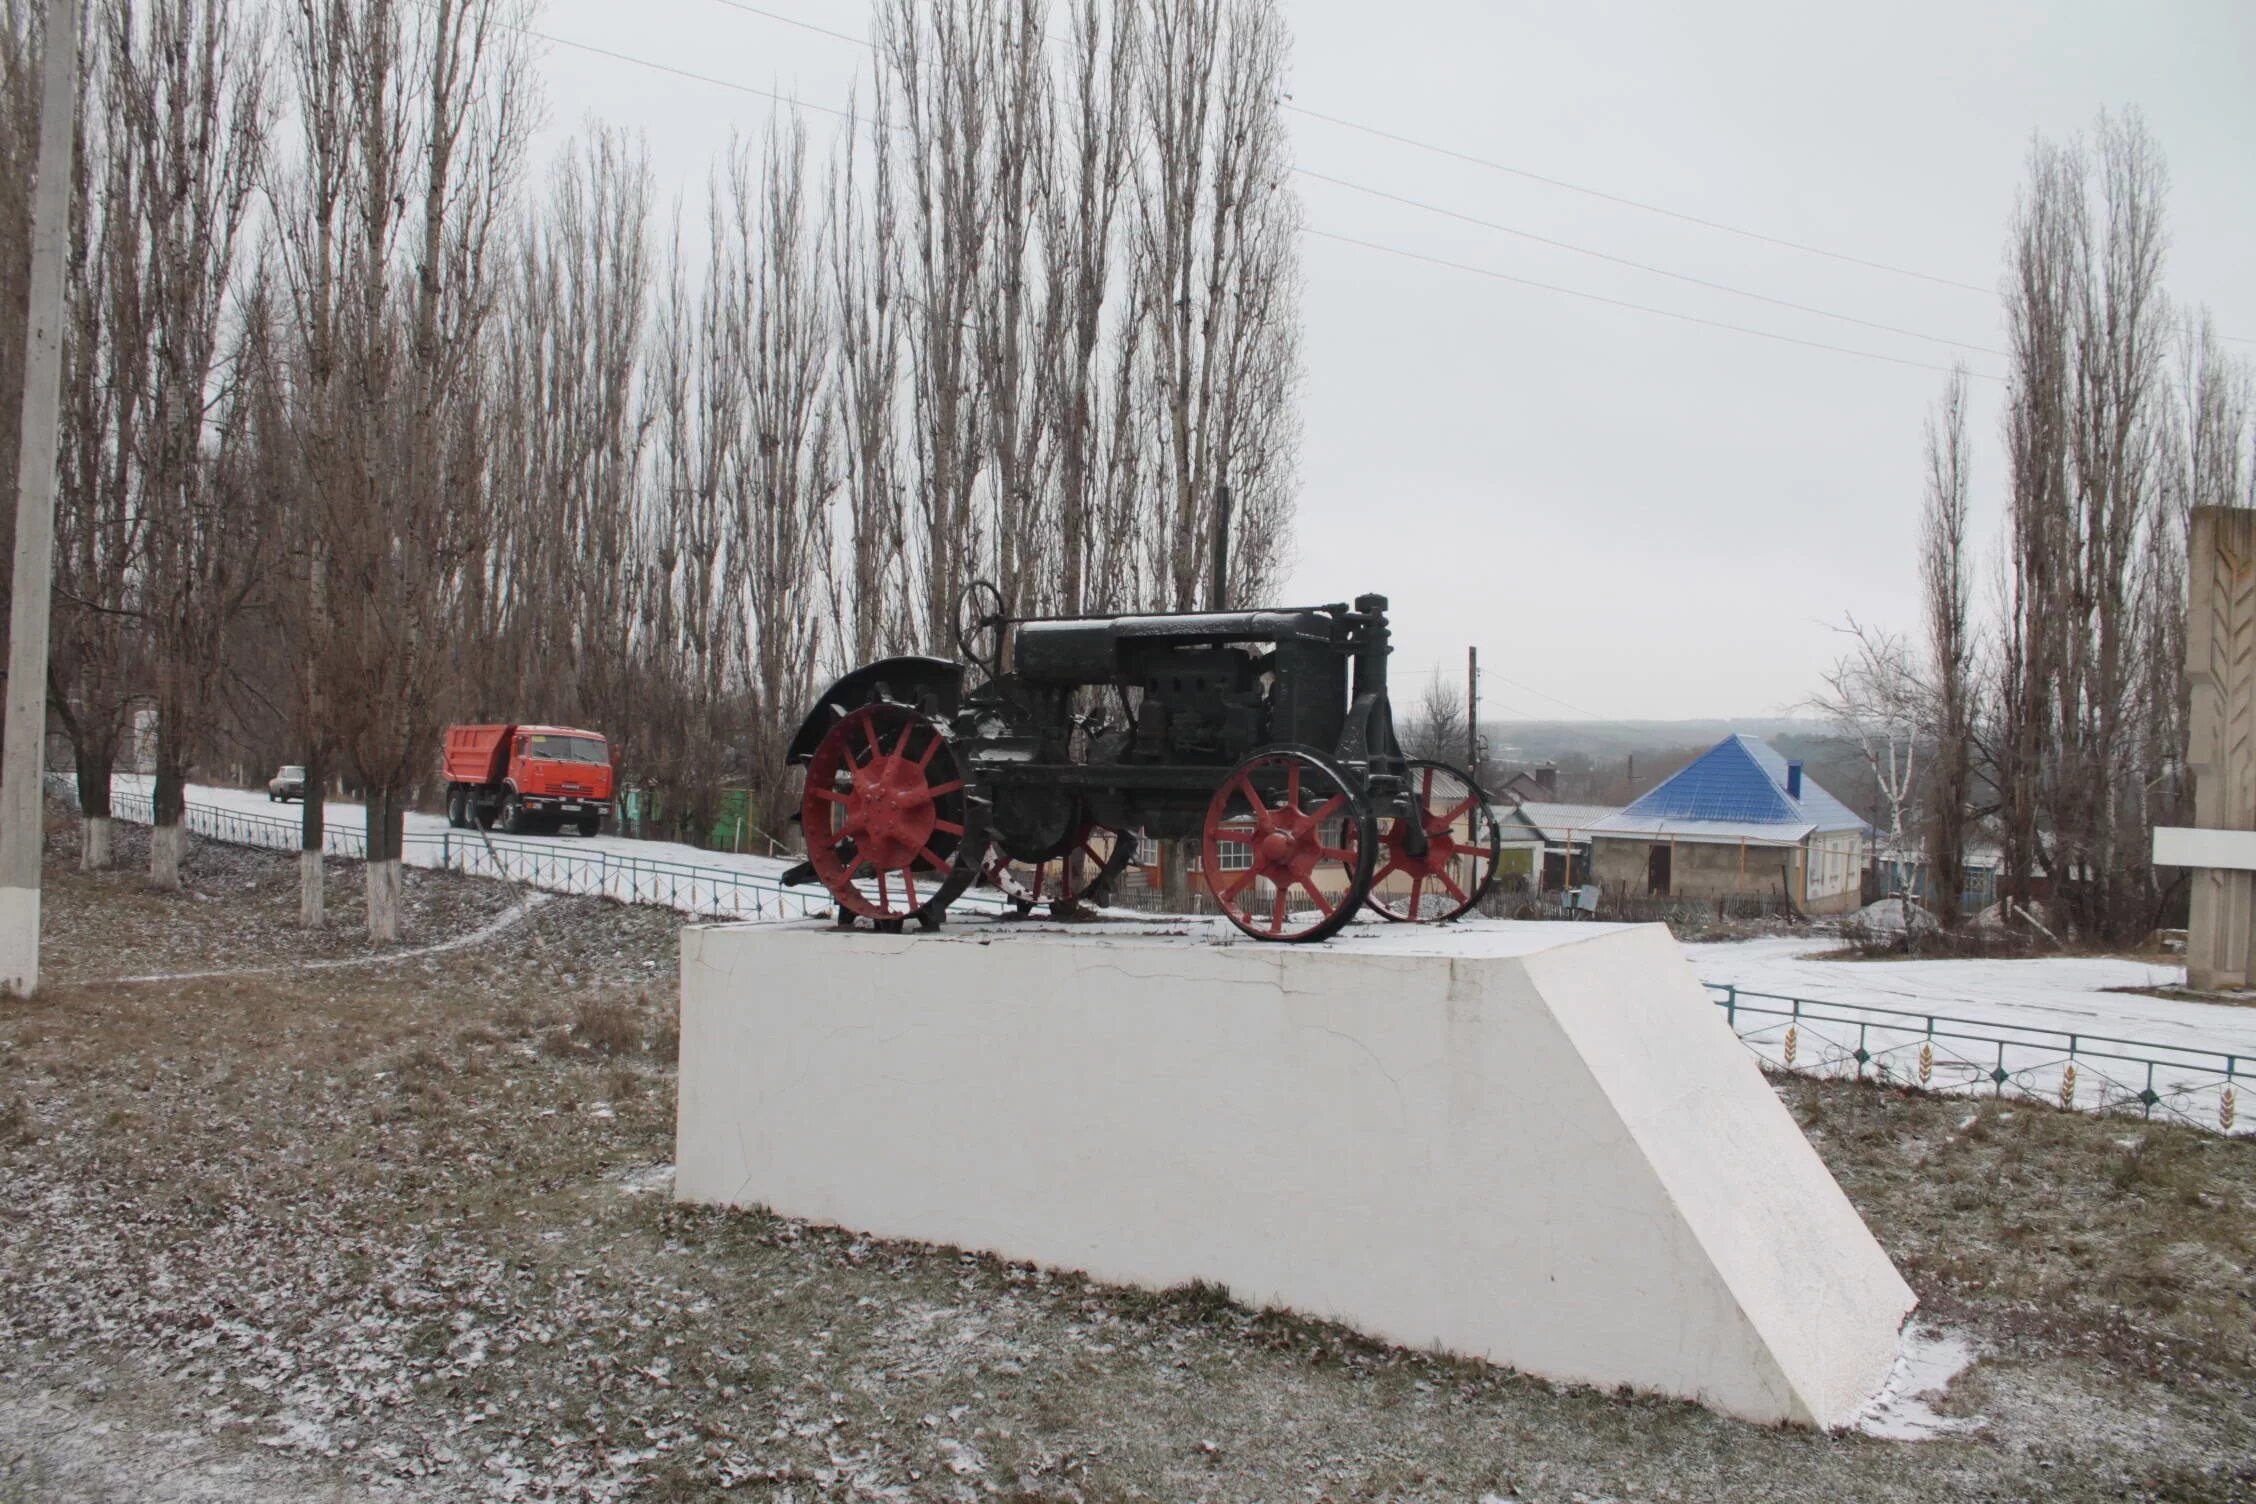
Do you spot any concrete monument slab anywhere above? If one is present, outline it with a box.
[675,917,1914,1426]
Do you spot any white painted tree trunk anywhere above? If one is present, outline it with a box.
[149,824,185,889]
[366,858,400,943]
[80,815,111,871]
[299,849,325,927]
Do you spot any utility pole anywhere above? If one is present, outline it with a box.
[1465,646,1479,776]
[0,0,84,998]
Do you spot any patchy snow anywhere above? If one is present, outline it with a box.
[612,1163,675,1197]
[108,892,554,985]
[111,776,862,924]
[1687,935,2253,1134]
[1682,936,2238,1045]
[1852,898,1936,935]
[1852,1325,1982,1441]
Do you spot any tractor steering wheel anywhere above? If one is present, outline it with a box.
[955,579,1009,678]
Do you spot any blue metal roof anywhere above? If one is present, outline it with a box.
[1607,734,1868,833]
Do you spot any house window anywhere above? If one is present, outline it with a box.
[1217,840,1253,872]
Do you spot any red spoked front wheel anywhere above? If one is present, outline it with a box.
[801,703,983,927]
[984,825,1137,917]
[1200,748,1375,942]
[1363,759,1501,923]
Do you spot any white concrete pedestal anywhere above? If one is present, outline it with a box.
[675,918,1914,1426]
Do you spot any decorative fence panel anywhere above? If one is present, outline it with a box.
[1708,983,2244,1137]
[105,789,854,923]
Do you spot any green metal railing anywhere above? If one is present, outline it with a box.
[1707,982,2243,1136]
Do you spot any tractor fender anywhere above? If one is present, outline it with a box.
[785,656,966,764]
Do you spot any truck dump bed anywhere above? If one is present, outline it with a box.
[443,724,513,786]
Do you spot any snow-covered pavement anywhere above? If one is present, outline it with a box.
[1686,935,2251,1134]
[1683,935,2247,1052]
[110,774,842,923]
[118,773,796,879]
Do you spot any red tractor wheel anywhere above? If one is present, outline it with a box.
[801,703,982,927]
[984,825,1137,917]
[1363,759,1501,924]
[1200,748,1375,943]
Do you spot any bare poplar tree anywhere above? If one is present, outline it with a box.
[482,126,654,745]
[1994,134,2079,918]
[826,90,908,662]
[1921,366,1974,928]
[50,17,143,870]
[644,233,737,843]
[1987,112,2178,942]
[108,0,271,888]
[970,0,1049,614]
[0,0,35,696]
[879,0,993,648]
[1039,0,1136,617]
[726,124,836,840]
[274,0,533,940]
[2057,112,2170,936]
[1132,0,1298,610]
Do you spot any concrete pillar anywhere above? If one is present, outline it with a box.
[2184,508,2256,989]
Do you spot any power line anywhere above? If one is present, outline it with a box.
[512,18,1992,378]
[1295,167,2006,358]
[1305,227,1999,381]
[1480,668,1610,723]
[495,10,863,122]
[698,0,2253,348]
[708,0,871,49]
[1283,101,1996,297]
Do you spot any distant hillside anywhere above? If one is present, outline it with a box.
[1480,718,1829,765]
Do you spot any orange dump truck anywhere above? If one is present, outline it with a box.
[442,723,616,836]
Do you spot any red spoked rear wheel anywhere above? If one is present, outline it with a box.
[1201,748,1375,942]
[1363,759,1501,923]
[802,703,982,926]
[984,825,1137,917]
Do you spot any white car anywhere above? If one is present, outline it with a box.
[268,764,307,802]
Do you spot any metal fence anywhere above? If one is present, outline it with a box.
[69,778,2245,1135]
[1708,982,2244,1136]
[103,788,857,923]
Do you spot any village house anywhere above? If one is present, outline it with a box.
[1493,798,1619,891]
[1584,734,1870,915]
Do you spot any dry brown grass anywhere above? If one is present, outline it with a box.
[0,839,2250,1504]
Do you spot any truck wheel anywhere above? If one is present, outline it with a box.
[445,790,464,829]
[576,815,600,838]
[500,792,524,834]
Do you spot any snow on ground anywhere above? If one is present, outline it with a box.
[122,772,797,878]
[1687,935,2252,1134]
[100,778,2251,1131]
[1682,935,2234,1046]
[110,775,895,924]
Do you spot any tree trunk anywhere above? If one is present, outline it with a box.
[149,714,187,890]
[75,741,113,872]
[364,783,403,942]
[300,751,325,927]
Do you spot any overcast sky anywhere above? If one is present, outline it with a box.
[534,0,2256,721]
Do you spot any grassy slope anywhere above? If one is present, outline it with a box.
[0,824,2249,1503]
